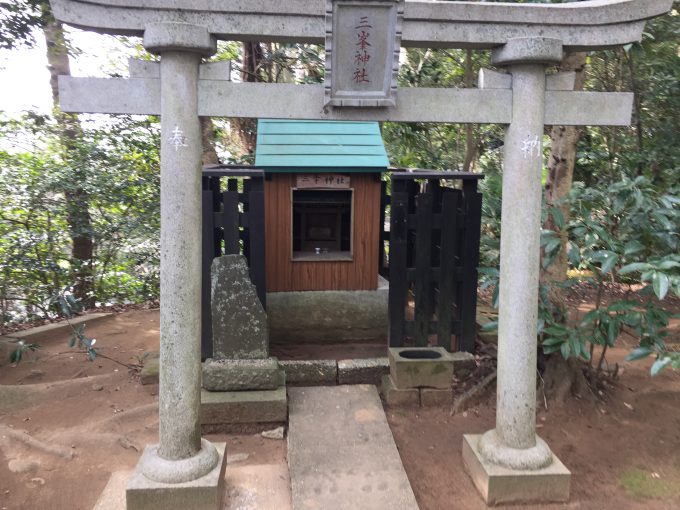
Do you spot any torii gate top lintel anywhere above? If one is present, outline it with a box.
[51,0,672,50]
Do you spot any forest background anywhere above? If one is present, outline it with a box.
[0,1,678,381]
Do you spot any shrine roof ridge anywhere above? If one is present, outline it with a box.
[50,0,673,50]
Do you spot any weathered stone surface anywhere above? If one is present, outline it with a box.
[60,76,636,127]
[450,351,477,379]
[420,387,453,407]
[200,387,287,425]
[463,435,571,505]
[268,283,388,344]
[140,352,160,385]
[225,463,292,510]
[155,48,208,464]
[388,347,454,390]
[93,471,129,510]
[279,359,337,385]
[288,386,419,510]
[127,443,227,510]
[211,255,268,360]
[492,37,562,66]
[381,375,419,408]
[337,357,389,386]
[50,0,672,50]
[202,358,284,391]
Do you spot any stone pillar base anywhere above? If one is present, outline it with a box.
[126,442,227,510]
[462,435,570,505]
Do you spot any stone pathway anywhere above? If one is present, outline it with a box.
[287,385,419,510]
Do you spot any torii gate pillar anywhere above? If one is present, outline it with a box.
[125,22,228,510]
[462,38,572,505]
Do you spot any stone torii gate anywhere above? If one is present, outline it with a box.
[49,0,671,507]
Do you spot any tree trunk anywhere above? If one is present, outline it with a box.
[462,49,478,173]
[42,4,95,308]
[542,51,587,285]
[200,116,220,166]
[232,42,263,156]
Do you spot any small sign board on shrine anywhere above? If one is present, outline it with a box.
[296,174,351,189]
[325,0,403,108]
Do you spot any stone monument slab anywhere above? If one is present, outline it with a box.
[211,255,268,360]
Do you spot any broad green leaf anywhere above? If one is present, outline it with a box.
[607,318,619,345]
[567,243,581,267]
[623,241,645,256]
[543,336,566,347]
[543,326,569,337]
[619,262,653,275]
[626,346,653,361]
[550,207,565,229]
[651,357,671,377]
[652,272,670,300]
[560,341,571,360]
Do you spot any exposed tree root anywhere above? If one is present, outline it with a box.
[450,370,497,416]
[542,355,594,406]
[89,403,158,431]
[0,425,73,460]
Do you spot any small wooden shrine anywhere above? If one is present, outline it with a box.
[255,119,389,292]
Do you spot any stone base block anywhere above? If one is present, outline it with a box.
[462,435,571,505]
[267,278,388,344]
[338,358,389,386]
[126,442,227,510]
[420,387,453,407]
[280,359,337,385]
[388,346,455,389]
[201,387,287,426]
[381,375,419,407]
[202,358,285,391]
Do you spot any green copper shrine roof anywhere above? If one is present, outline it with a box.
[254,119,389,172]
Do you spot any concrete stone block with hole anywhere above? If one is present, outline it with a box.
[462,435,571,505]
[338,357,389,386]
[388,347,455,389]
[381,375,419,407]
[126,442,227,510]
[202,358,285,391]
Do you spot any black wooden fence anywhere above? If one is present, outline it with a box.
[201,166,266,360]
[384,171,483,353]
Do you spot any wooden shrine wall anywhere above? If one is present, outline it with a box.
[264,173,381,292]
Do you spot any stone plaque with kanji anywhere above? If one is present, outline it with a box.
[325,0,403,108]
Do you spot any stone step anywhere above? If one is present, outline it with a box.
[287,385,419,510]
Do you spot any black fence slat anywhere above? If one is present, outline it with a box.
[379,180,388,278]
[413,191,434,347]
[222,189,240,254]
[436,190,460,350]
[459,184,483,352]
[201,189,215,360]
[388,179,409,347]
[248,178,267,308]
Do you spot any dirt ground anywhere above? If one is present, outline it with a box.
[1,306,680,510]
